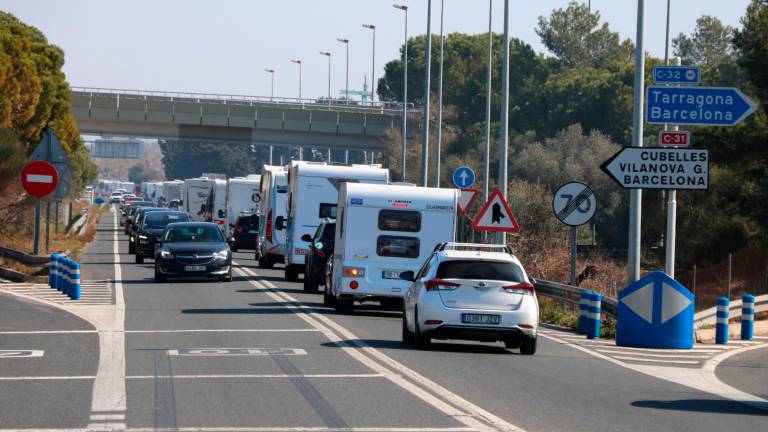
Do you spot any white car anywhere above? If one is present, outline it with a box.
[401,242,539,355]
[110,191,124,203]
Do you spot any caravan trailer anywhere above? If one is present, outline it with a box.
[226,176,261,226]
[327,183,458,312]
[256,166,288,268]
[183,177,215,222]
[211,178,228,231]
[283,163,389,281]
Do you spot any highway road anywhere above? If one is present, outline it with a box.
[0,208,766,431]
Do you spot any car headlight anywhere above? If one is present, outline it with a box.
[138,234,149,244]
[160,250,173,259]
[213,250,229,260]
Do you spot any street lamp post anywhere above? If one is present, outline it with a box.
[421,0,433,188]
[362,24,376,104]
[290,59,302,99]
[498,0,510,245]
[319,51,331,103]
[393,4,408,182]
[337,38,350,104]
[483,0,493,209]
[264,68,275,100]
[435,0,444,187]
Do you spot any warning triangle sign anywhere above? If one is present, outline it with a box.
[471,189,521,233]
[457,188,478,214]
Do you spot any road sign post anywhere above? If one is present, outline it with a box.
[553,182,597,286]
[452,166,475,189]
[21,160,60,255]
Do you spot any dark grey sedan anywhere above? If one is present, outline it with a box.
[154,222,233,282]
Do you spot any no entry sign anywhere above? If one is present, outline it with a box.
[21,161,59,197]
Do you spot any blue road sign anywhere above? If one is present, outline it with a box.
[616,271,694,349]
[452,166,475,188]
[652,65,701,85]
[646,86,757,126]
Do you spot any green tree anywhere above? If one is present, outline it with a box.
[734,0,768,110]
[127,161,162,184]
[159,140,254,179]
[535,1,633,68]
[673,16,736,67]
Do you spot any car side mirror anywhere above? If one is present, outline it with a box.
[227,236,235,245]
[399,271,415,281]
[275,216,285,230]
[301,234,313,242]
[529,277,537,285]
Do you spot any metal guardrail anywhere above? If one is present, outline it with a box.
[694,294,768,328]
[70,86,419,116]
[0,246,71,267]
[534,279,618,319]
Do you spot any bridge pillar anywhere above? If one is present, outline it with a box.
[327,148,332,163]
[345,150,349,164]
[269,146,273,165]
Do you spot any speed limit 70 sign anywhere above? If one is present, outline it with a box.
[552,182,597,227]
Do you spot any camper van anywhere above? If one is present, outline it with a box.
[283,162,389,281]
[211,178,228,231]
[226,176,261,226]
[183,177,215,222]
[327,183,458,312]
[163,180,183,202]
[256,166,288,268]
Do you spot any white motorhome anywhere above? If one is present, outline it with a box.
[183,177,215,222]
[327,183,458,312]
[256,165,288,268]
[226,176,261,226]
[211,178,228,231]
[163,180,183,202]
[283,162,389,281]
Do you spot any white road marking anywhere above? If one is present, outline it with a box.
[126,328,319,333]
[595,349,710,359]
[126,373,385,379]
[0,349,44,358]
[594,346,722,354]
[0,376,95,380]
[612,356,700,365]
[0,427,477,432]
[87,208,127,431]
[167,347,307,356]
[0,330,98,334]
[235,263,524,432]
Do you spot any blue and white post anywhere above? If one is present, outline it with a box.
[587,292,602,339]
[716,297,729,344]
[70,261,81,300]
[63,259,72,297]
[742,294,755,341]
[55,255,64,292]
[578,290,590,335]
[49,254,58,288]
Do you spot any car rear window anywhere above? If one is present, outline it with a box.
[436,260,525,282]
[144,212,188,229]
[319,203,337,218]
[237,215,258,228]
[378,210,421,232]
[376,236,419,258]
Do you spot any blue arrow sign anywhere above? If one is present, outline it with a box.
[452,166,475,188]
[652,65,701,85]
[646,86,757,126]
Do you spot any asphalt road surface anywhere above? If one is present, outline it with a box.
[0,208,766,431]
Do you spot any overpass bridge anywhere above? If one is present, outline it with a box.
[70,87,419,154]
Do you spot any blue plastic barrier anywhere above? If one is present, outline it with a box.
[741,294,755,341]
[578,290,590,335]
[49,254,58,288]
[587,292,602,339]
[70,262,81,300]
[716,297,729,344]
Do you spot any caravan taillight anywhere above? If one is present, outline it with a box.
[266,210,273,242]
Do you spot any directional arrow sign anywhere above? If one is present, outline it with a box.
[646,86,757,126]
[471,189,520,233]
[452,166,475,189]
[601,147,709,190]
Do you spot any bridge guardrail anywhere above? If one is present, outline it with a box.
[0,246,71,267]
[71,86,419,116]
[534,279,618,319]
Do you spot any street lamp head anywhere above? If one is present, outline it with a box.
[291,59,301,64]
[319,51,331,56]
[337,38,349,44]
[264,68,274,73]
[393,4,408,11]
[362,24,376,30]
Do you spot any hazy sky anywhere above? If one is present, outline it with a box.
[2,1,751,100]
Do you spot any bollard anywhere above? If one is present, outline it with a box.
[61,259,70,296]
[716,297,729,344]
[70,261,81,300]
[742,294,755,341]
[578,290,590,335]
[49,254,58,288]
[587,292,602,339]
[55,255,64,292]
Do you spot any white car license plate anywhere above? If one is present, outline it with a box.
[184,265,206,272]
[461,313,500,325]
[382,270,401,279]
[248,229,257,234]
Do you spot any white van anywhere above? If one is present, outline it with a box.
[226,176,261,226]
[256,166,288,268]
[183,177,215,222]
[163,180,184,202]
[283,162,389,281]
[327,183,458,312]
[212,178,228,231]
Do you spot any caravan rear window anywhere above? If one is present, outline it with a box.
[377,236,420,258]
[319,203,337,218]
[378,210,421,232]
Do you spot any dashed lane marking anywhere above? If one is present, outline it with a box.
[0,328,318,335]
[167,347,307,356]
[0,427,477,432]
[612,356,699,365]
[0,373,384,381]
[0,350,44,358]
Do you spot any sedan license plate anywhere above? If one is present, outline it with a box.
[382,270,401,279]
[184,265,206,272]
[248,229,257,234]
[461,313,500,325]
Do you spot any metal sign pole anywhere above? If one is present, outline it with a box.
[45,200,51,253]
[498,0,510,245]
[628,0,646,283]
[54,200,60,234]
[33,199,41,255]
[571,226,578,286]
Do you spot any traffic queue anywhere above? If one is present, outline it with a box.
[110,161,539,354]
